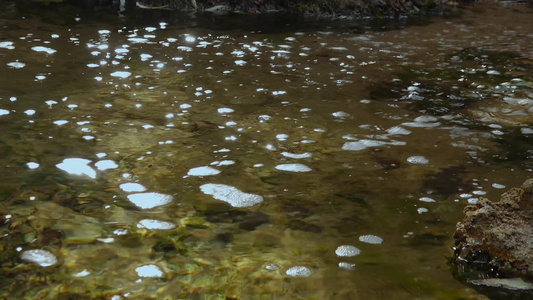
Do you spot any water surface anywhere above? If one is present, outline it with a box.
[1,3,533,299]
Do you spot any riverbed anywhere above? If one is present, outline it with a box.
[1,2,532,299]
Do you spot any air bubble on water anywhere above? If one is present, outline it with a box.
[21,249,58,267]
[127,192,172,209]
[419,197,436,203]
[286,266,311,277]
[492,183,506,189]
[137,219,176,230]
[120,183,147,193]
[335,245,360,257]
[407,156,429,164]
[338,262,356,270]
[359,235,383,244]
[417,208,428,214]
[200,184,263,208]
[187,166,221,177]
[275,163,312,172]
[135,265,163,278]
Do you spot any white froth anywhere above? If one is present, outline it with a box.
[200,184,263,208]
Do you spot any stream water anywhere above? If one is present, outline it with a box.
[1,2,533,299]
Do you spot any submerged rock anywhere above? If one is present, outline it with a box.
[452,179,533,296]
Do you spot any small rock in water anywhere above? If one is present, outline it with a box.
[286,266,312,277]
[21,249,58,267]
[335,245,361,257]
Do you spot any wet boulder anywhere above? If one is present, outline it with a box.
[452,179,533,297]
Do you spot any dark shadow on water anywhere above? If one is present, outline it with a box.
[4,0,441,33]
[449,257,533,300]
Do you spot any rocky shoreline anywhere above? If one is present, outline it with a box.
[452,179,533,298]
[134,0,451,18]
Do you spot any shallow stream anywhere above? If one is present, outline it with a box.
[1,2,533,299]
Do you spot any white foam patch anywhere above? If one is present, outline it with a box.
[27,162,40,169]
[21,249,58,267]
[7,62,25,69]
[187,166,221,176]
[200,184,263,208]
[407,156,429,164]
[127,192,172,209]
[359,235,383,244]
[53,120,68,126]
[110,71,131,78]
[275,163,312,172]
[342,139,386,151]
[137,219,176,230]
[120,183,147,193]
[402,116,441,128]
[521,128,533,135]
[216,160,235,166]
[492,183,506,189]
[386,126,411,135]
[135,265,163,278]
[335,245,361,257]
[31,46,57,54]
[338,262,356,270]
[72,269,91,277]
[417,207,428,214]
[419,197,436,203]
[217,107,234,114]
[0,41,15,49]
[56,158,96,178]
[95,160,118,170]
[332,111,350,118]
[286,266,312,277]
[281,152,312,159]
